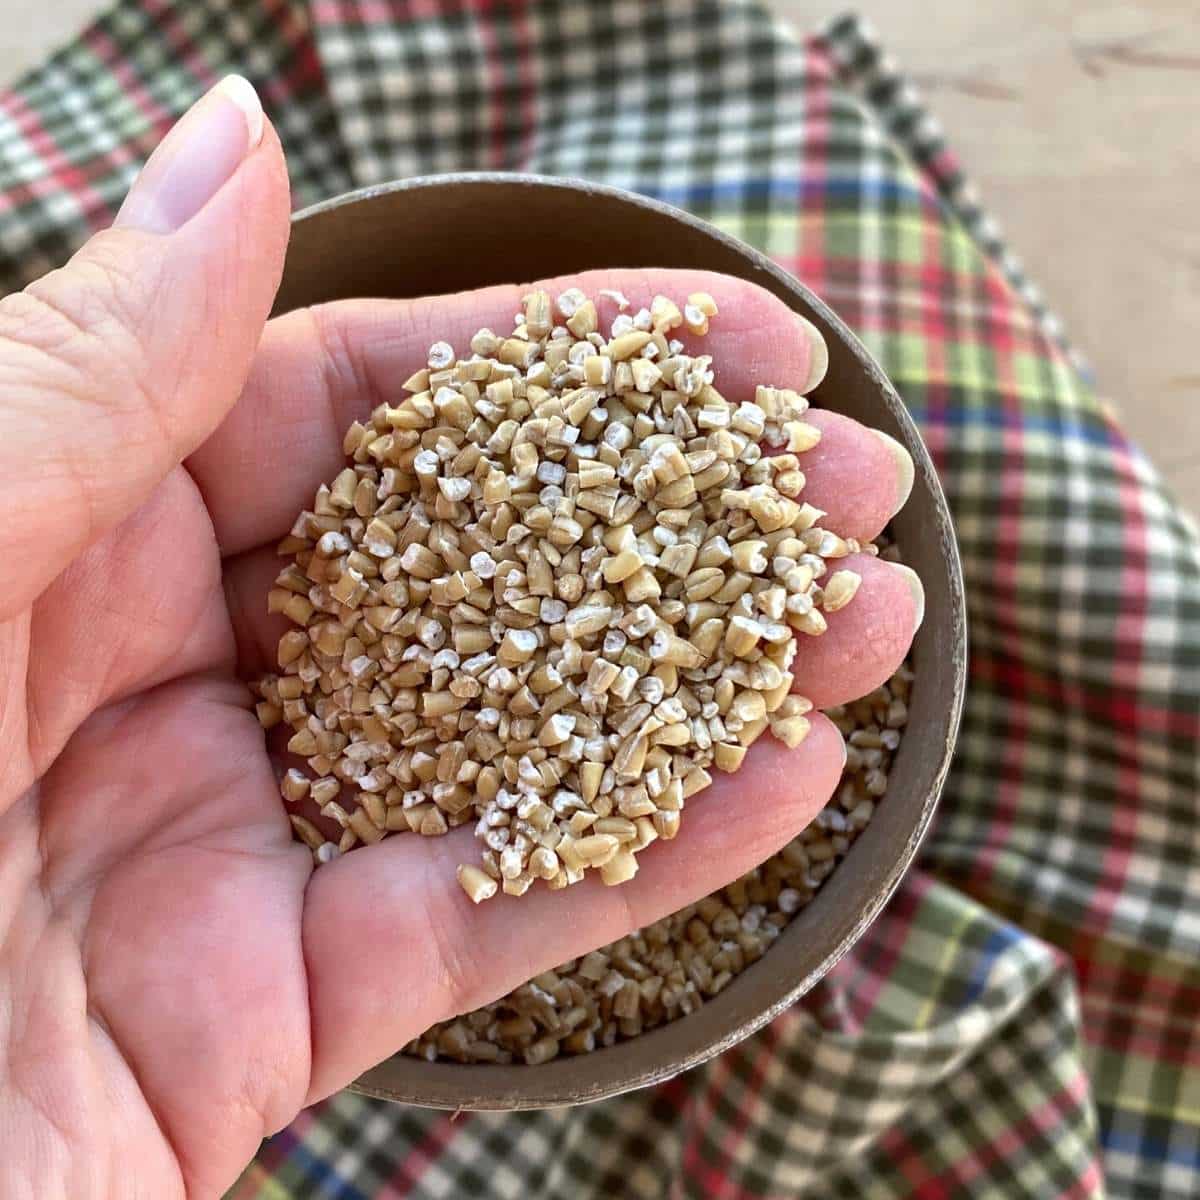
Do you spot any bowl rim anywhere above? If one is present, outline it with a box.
[282,172,968,1109]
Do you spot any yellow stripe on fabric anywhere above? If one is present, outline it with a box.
[912,899,986,1032]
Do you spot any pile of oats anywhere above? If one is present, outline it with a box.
[256,288,865,901]
[405,653,911,1064]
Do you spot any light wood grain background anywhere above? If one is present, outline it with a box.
[2,1,1197,512]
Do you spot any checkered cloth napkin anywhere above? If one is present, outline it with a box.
[3,2,1197,1196]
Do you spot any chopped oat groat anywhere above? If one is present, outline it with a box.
[256,289,862,900]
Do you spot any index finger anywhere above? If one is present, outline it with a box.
[188,268,826,557]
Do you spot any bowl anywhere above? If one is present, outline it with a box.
[272,173,967,1109]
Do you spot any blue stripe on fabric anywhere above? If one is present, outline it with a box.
[643,176,926,208]
[905,405,1121,451]
[961,924,1023,1007]
[287,1142,370,1200]
[1101,1122,1200,1169]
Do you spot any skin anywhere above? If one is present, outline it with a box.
[0,113,920,1200]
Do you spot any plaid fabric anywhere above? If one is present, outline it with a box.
[2,2,1197,1196]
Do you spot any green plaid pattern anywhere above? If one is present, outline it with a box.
[1,2,1196,1196]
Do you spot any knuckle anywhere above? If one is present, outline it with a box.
[0,231,159,392]
[305,303,365,414]
[419,876,487,1016]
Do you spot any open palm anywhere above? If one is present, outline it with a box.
[0,85,920,1199]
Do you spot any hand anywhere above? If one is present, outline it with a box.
[0,78,921,1199]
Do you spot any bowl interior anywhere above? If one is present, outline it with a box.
[274,174,966,1109]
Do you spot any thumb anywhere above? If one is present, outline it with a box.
[0,76,290,620]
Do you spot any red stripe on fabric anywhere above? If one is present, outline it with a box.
[663,1062,771,1200]
[880,1071,1101,1198]
[970,653,1200,739]
[1084,1017,1200,1064]
[1090,449,1149,935]
[939,1070,1103,1196]
[1075,954,1200,1014]
[658,1071,692,1110]
[909,195,964,476]
[825,871,932,1026]
[473,1,506,168]
[793,252,1038,321]
[929,147,958,179]
[1071,949,1200,1063]
[677,1075,737,1198]
[877,1127,952,1199]
[975,271,1028,890]
[1057,1170,1106,1200]
[690,1053,739,1198]
[509,0,538,169]
[313,1,469,32]
[316,0,416,22]
[254,0,326,118]
[784,45,834,296]
[264,39,326,120]
[382,1109,465,1192]
[140,0,214,80]
[704,1018,786,1198]
[85,26,174,133]
[475,0,537,169]
[140,0,323,120]
[1110,449,1151,696]
[0,89,116,225]
[653,1072,706,1200]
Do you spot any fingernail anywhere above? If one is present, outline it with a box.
[838,734,848,770]
[115,75,264,235]
[794,314,829,394]
[891,563,925,632]
[871,428,915,513]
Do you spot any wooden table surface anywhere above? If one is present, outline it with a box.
[2,0,1197,513]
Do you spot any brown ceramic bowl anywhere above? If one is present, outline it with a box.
[273,174,967,1110]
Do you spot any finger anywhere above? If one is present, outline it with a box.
[790,554,924,710]
[299,714,845,1102]
[22,466,237,775]
[0,76,290,621]
[800,411,915,543]
[191,268,827,557]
